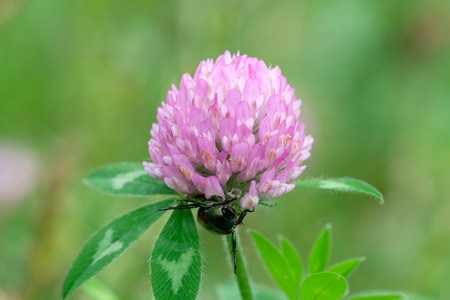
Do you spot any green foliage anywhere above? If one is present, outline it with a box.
[2,0,450,297]
[249,230,298,300]
[65,164,199,300]
[67,159,398,300]
[280,236,304,287]
[250,225,408,300]
[309,224,332,273]
[346,293,405,300]
[150,209,201,300]
[328,257,365,278]
[295,178,384,204]
[81,279,120,300]
[62,199,174,299]
[84,162,177,197]
[300,272,348,300]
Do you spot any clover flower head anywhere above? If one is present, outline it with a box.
[144,51,313,209]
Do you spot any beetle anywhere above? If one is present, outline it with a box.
[160,196,253,273]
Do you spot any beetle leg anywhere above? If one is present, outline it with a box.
[158,203,202,211]
[211,198,235,207]
[203,198,234,213]
[236,211,248,225]
[231,230,237,274]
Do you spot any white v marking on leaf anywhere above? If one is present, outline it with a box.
[156,248,196,294]
[112,170,146,190]
[93,229,123,264]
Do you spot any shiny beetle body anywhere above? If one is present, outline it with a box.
[159,197,251,273]
[197,205,238,234]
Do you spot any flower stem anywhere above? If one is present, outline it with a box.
[226,231,254,300]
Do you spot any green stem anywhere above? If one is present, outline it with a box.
[226,231,254,300]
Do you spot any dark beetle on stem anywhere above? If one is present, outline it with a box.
[160,197,252,273]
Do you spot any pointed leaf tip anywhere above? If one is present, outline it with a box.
[309,225,332,274]
[295,177,384,204]
[328,257,365,278]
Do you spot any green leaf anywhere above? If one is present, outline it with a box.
[82,279,120,300]
[300,272,348,300]
[151,209,201,300]
[309,224,332,273]
[279,235,304,286]
[328,257,365,278]
[346,292,406,300]
[84,162,177,197]
[62,199,174,299]
[295,177,384,204]
[249,230,297,300]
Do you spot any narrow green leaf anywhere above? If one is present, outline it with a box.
[151,209,201,300]
[82,279,120,300]
[84,162,177,197]
[309,224,332,273]
[346,292,406,300]
[300,272,348,300]
[328,257,365,278]
[295,177,384,204]
[62,199,174,299]
[249,230,297,300]
[279,235,304,286]
[403,293,436,300]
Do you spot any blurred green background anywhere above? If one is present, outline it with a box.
[1,0,449,299]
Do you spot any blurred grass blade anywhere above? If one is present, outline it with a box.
[82,279,120,300]
[402,293,437,300]
[249,230,297,300]
[151,209,201,300]
[295,177,384,204]
[279,235,304,286]
[84,162,177,197]
[62,199,173,299]
[309,224,332,273]
[328,257,365,278]
[300,272,347,300]
[346,292,406,300]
